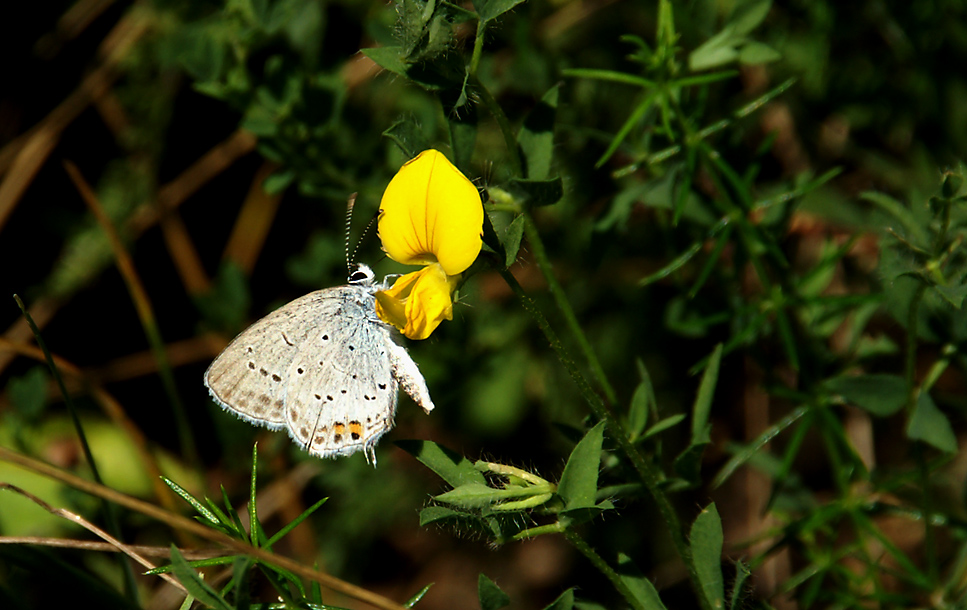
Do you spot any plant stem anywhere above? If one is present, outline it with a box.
[498,268,711,610]
[469,18,486,78]
[564,528,648,610]
[521,211,618,405]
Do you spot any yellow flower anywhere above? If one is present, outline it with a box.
[375,149,483,340]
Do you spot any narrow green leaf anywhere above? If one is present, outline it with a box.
[556,421,606,511]
[541,588,574,610]
[692,344,722,444]
[145,555,236,575]
[478,573,510,610]
[690,504,725,609]
[168,546,234,610]
[738,41,781,64]
[642,414,687,440]
[264,497,328,548]
[435,482,504,508]
[562,68,656,87]
[730,0,772,35]
[161,477,220,525]
[907,393,958,453]
[518,85,559,180]
[688,27,739,72]
[825,374,907,416]
[396,440,488,487]
[616,554,667,610]
[627,380,651,440]
[249,444,261,547]
[596,89,661,167]
[638,243,702,287]
[712,405,808,488]
[406,583,434,607]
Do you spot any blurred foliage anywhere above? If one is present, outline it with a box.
[3,0,967,609]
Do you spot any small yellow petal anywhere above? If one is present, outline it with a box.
[375,263,454,340]
[378,149,484,275]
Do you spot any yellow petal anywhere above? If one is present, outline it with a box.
[378,149,484,276]
[375,263,454,340]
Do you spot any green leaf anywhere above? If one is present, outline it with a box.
[435,482,505,508]
[419,505,466,526]
[627,380,651,441]
[616,554,667,610]
[506,177,564,208]
[518,85,559,180]
[265,497,327,548]
[383,117,431,160]
[168,545,234,610]
[8,367,48,419]
[907,393,958,453]
[934,282,967,309]
[825,374,907,416]
[472,0,527,22]
[642,414,687,440]
[406,583,434,607]
[688,28,739,72]
[738,41,780,64]
[729,0,772,35]
[712,406,809,488]
[396,440,488,487]
[161,477,221,526]
[541,588,574,610]
[692,344,722,444]
[502,214,525,267]
[478,573,510,610]
[690,504,725,609]
[556,421,606,511]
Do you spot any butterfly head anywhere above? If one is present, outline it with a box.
[348,263,376,286]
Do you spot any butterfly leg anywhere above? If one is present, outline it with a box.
[386,340,435,414]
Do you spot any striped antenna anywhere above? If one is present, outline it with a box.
[344,192,357,273]
[349,212,379,268]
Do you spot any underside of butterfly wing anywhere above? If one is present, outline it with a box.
[204,289,343,429]
[283,289,400,463]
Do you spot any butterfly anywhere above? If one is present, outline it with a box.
[204,263,434,465]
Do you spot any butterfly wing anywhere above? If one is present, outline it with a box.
[284,287,400,462]
[204,289,344,429]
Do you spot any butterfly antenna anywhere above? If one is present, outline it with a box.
[349,212,379,267]
[345,193,357,273]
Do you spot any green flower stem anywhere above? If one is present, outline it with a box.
[469,18,487,78]
[563,528,649,610]
[471,76,522,177]
[521,211,618,405]
[498,268,710,610]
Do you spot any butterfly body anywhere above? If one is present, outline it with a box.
[204,265,433,464]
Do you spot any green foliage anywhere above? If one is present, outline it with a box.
[6,0,967,609]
